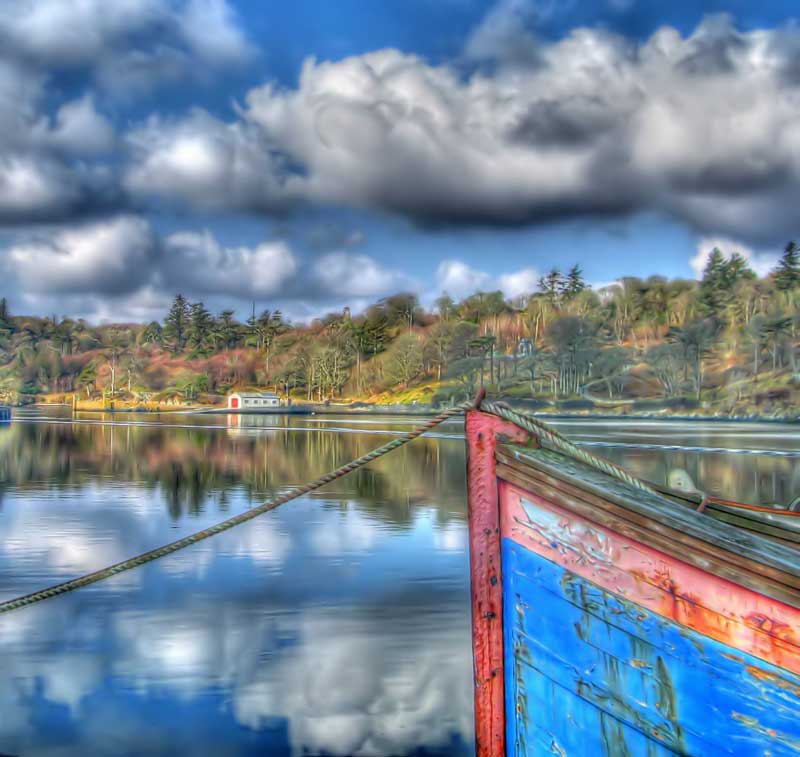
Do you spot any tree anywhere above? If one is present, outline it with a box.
[52,319,77,355]
[699,248,727,316]
[386,333,423,387]
[78,362,97,398]
[524,294,554,345]
[538,269,564,308]
[104,329,125,396]
[562,264,587,301]
[187,301,214,354]
[699,248,754,317]
[458,291,506,324]
[518,347,547,395]
[275,357,305,398]
[774,241,800,292]
[141,321,163,345]
[761,314,793,371]
[447,356,484,399]
[176,372,209,401]
[382,293,420,330]
[163,294,190,354]
[745,314,767,378]
[646,343,683,398]
[589,346,631,399]
[424,321,454,381]
[667,319,717,399]
[215,310,241,350]
[469,334,497,386]
[256,309,285,372]
[546,316,597,396]
[121,353,145,394]
[0,298,12,346]
[435,293,456,322]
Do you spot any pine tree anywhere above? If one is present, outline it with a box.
[699,248,728,315]
[141,321,162,345]
[187,301,213,354]
[0,297,12,336]
[563,264,587,301]
[538,269,564,307]
[725,253,755,286]
[162,294,190,354]
[217,310,240,350]
[774,241,800,291]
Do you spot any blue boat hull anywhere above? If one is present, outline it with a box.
[503,537,800,756]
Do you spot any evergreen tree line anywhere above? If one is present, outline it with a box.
[0,243,797,410]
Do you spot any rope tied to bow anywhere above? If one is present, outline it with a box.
[0,394,661,615]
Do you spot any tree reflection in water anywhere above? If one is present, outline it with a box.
[0,411,797,755]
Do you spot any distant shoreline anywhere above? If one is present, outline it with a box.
[24,401,800,424]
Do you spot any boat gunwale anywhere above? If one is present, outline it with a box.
[496,445,800,606]
[498,444,800,575]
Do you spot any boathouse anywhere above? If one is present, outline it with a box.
[227,392,281,410]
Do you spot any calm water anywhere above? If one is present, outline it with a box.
[0,409,798,756]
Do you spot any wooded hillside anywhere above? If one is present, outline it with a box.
[2,243,798,416]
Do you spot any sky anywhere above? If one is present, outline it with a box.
[1,0,799,323]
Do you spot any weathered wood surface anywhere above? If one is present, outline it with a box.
[497,445,800,605]
[648,482,800,544]
[499,444,800,580]
[464,409,800,757]
[464,410,530,757]
[500,479,800,677]
[496,460,800,609]
[503,535,800,756]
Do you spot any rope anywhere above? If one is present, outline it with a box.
[480,400,659,496]
[0,394,666,616]
[0,400,473,615]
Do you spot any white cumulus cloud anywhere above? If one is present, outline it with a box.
[436,259,539,300]
[163,230,298,298]
[8,216,156,295]
[312,252,414,298]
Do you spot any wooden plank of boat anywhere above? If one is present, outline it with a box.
[495,452,800,604]
[648,482,800,543]
[466,408,800,757]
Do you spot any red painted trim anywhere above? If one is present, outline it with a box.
[499,480,800,676]
[466,409,531,757]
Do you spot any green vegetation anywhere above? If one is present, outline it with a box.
[1,242,798,417]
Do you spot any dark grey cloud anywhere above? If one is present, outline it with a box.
[117,16,800,247]
[508,97,618,148]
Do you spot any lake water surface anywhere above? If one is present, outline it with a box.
[1,409,798,756]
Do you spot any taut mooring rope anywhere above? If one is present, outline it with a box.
[480,399,659,496]
[0,395,663,615]
[0,400,473,615]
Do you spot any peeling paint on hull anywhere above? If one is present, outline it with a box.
[500,482,800,677]
[465,409,800,756]
[500,493,800,756]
